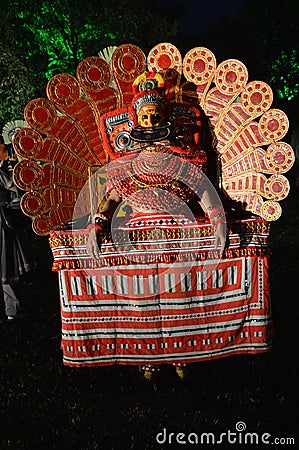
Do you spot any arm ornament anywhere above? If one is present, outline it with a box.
[86,223,104,232]
[206,205,226,229]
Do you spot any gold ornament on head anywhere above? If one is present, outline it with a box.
[132,71,165,94]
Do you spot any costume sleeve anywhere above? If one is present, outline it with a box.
[0,168,14,190]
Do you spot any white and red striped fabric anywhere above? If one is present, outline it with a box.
[49,216,272,367]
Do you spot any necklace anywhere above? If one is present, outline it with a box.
[127,159,186,190]
[132,146,173,173]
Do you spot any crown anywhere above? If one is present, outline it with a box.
[131,71,166,113]
[133,92,166,113]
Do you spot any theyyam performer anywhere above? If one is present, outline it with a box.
[11,43,295,380]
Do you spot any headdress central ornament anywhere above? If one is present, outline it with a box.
[132,71,165,94]
[131,71,166,113]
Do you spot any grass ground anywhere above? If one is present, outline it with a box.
[0,176,298,450]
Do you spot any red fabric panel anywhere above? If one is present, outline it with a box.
[57,255,272,367]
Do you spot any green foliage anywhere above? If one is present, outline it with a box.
[269,50,299,100]
[0,0,178,129]
[6,0,178,80]
[0,44,36,131]
[239,0,299,102]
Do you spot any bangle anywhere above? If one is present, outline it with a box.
[86,223,103,232]
[206,205,226,227]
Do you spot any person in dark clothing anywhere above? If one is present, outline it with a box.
[0,141,35,320]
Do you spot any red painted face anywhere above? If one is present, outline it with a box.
[137,104,165,127]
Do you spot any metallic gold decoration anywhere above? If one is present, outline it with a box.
[183,47,216,86]
[203,62,248,130]
[223,172,290,201]
[47,73,81,109]
[264,142,295,173]
[258,109,289,142]
[13,127,43,160]
[20,191,48,216]
[261,201,282,221]
[25,98,58,133]
[111,44,146,83]
[264,174,290,201]
[214,59,248,96]
[77,56,112,92]
[13,160,44,190]
[32,214,53,236]
[148,43,182,100]
[241,81,273,116]
[148,43,182,73]
[110,44,146,105]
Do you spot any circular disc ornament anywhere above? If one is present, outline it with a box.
[13,160,44,190]
[183,47,216,85]
[110,44,146,83]
[12,128,43,160]
[47,73,81,108]
[241,81,273,116]
[77,57,111,92]
[258,109,289,142]
[261,200,282,221]
[264,174,290,201]
[148,43,182,73]
[33,215,53,236]
[20,191,47,216]
[25,98,58,133]
[215,59,248,95]
[265,142,295,173]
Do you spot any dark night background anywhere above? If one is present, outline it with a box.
[0,0,298,449]
[162,0,247,34]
